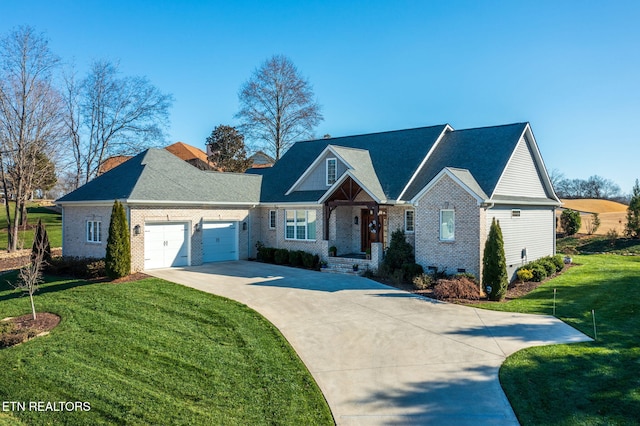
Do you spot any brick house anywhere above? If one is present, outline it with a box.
[57,122,560,280]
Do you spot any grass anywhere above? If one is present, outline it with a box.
[0,202,62,250]
[474,253,640,425]
[0,274,333,425]
[557,234,640,255]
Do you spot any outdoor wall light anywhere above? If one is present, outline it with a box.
[194,223,201,232]
[354,216,359,225]
[133,225,141,235]
[242,222,247,231]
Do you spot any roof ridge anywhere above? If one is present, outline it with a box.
[298,124,449,144]
[448,122,528,133]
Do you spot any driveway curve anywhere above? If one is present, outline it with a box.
[148,261,591,425]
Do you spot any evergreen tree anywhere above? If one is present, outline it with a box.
[31,219,51,264]
[625,179,640,239]
[482,218,508,301]
[560,209,581,236]
[105,200,131,279]
[206,125,253,172]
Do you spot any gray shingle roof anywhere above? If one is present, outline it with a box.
[254,125,449,203]
[57,148,261,204]
[402,123,529,201]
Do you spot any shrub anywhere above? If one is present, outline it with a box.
[433,277,480,301]
[454,272,477,283]
[46,256,106,279]
[625,179,640,239]
[527,262,548,282]
[274,249,290,265]
[516,268,534,283]
[412,273,434,290]
[482,218,508,301]
[551,255,565,272]
[301,252,314,269]
[384,229,415,271]
[289,250,303,267]
[538,258,557,276]
[607,229,619,247]
[312,254,320,270]
[105,200,131,279]
[401,262,424,282]
[560,209,581,236]
[391,269,404,285]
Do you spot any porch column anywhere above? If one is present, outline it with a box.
[373,204,380,242]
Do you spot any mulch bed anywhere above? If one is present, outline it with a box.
[377,265,573,304]
[1,312,60,348]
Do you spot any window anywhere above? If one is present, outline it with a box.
[326,158,337,185]
[285,210,316,240]
[87,220,102,243]
[269,210,277,229]
[440,210,455,241]
[404,210,415,233]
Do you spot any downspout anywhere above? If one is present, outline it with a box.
[60,206,64,256]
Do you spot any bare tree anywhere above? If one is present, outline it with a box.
[236,55,323,160]
[13,220,50,320]
[64,60,173,187]
[0,26,64,252]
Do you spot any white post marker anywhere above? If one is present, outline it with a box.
[592,309,597,341]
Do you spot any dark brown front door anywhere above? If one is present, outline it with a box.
[361,209,384,252]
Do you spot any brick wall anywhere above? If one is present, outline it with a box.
[62,205,113,259]
[414,174,483,279]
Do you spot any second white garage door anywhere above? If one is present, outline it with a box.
[202,222,238,262]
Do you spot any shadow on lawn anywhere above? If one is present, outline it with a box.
[0,278,93,302]
[501,346,640,424]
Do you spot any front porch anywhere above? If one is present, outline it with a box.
[322,176,388,274]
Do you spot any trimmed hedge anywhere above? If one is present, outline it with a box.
[517,255,566,282]
[255,244,320,271]
[45,256,106,279]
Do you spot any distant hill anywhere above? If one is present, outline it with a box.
[558,199,628,235]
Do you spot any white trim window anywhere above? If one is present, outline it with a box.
[404,210,415,233]
[440,209,455,241]
[268,210,277,229]
[86,220,102,243]
[326,158,337,186]
[285,210,317,241]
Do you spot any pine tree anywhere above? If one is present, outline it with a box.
[31,219,51,264]
[105,200,131,279]
[625,179,640,239]
[482,218,508,301]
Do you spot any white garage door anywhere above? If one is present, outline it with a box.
[144,223,189,269]
[202,222,238,262]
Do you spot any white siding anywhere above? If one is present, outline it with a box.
[297,152,348,191]
[487,207,555,280]
[494,136,548,198]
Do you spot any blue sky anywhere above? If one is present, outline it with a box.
[2,1,639,193]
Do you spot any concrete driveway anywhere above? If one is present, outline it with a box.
[148,261,591,425]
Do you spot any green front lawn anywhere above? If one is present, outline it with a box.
[0,203,62,250]
[0,275,333,425]
[476,254,640,425]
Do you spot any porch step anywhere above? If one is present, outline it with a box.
[321,256,374,276]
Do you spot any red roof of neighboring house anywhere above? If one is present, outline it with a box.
[98,155,132,175]
[165,142,210,163]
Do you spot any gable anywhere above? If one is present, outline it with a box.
[295,150,349,191]
[258,125,448,203]
[492,135,548,199]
